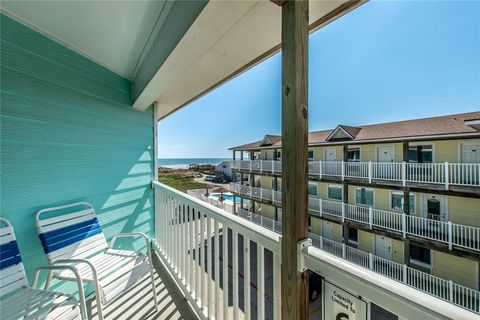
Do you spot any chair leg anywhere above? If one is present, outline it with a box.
[44,270,53,290]
[148,258,159,312]
[93,280,104,320]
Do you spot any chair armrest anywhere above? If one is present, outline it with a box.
[32,265,87,320]
[110,232,151,260]
[52,258,99,283]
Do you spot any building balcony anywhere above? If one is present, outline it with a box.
[230,183,480,254]
[233,206,480,315]
[231,160,480,194]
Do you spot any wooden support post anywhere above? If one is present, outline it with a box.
[274,148,278,161]
[342,184,349,243]
[281,1,309,319]
[233,195,237,215]
[233,150,236,160]
[403,188,410,215]
[403,187,411,265]
[343,144,349,161]
[404,238,411,266]
[402,141,409,162]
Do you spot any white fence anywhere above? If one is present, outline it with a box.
[230,183,480,253]
[154,182,282,320]
[306,234,480,314]
[231,160,480,188]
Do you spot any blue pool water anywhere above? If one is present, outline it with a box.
[209,193,241,203]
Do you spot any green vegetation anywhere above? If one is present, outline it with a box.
[158,175,206,193]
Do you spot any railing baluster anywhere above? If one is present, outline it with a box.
[214,221,220,319]
[273,253,281,319]
[223,225,229,320]
[244,236,251,320]
[257,244,265,320]
[233,231,239,319]
[207,216,212,318]
[195,210,200,301]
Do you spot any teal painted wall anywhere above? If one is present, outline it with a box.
[0,14,155,282]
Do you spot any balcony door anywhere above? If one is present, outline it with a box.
[375,235,392,260]
[423,194,446,221]
[323,147,337,175]
[377,145,394,162]
[461,141,480,163]
[322,221,334,240]
[324,147,336,161]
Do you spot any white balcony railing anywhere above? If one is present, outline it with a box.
[232,160,480,189]
[232,208,480,314]
[153,181,282,320]
[230,183,480,252]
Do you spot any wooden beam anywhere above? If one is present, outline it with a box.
[271,0,286,6]
[281,1,309,319]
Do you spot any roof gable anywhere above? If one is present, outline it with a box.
[260,135,275,146]
[326,125,360,141]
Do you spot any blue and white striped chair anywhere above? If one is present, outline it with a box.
[35,202,158,320]
[0,217,86,320]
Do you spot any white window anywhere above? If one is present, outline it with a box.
[391,192,415,213]
[347,148,361,162]
[408,144,433,163]
[355,187,374,206]
[327,185,343,201]
[308,150,314,161]
[308,182,318,196]
[410,244,432,268]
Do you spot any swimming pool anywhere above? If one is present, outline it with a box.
[209,193,241,203]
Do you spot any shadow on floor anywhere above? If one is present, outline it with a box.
[87,253,198,320]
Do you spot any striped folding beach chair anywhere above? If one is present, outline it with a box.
[35,202,158,320]
[0,217,86,320]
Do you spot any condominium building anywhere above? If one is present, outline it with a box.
[229,112,480,296]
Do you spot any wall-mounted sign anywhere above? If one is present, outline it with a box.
[324,280,367,320]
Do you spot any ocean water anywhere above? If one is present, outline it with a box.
[158,158,230,169]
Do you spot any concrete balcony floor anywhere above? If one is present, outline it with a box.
[86,253,198,320]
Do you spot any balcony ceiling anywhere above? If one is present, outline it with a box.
[0,0,197,79]
[0,0,363,118]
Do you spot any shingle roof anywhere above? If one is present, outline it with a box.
[229,111,480,150]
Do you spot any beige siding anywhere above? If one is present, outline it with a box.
[312,146,344,161]
[358,230,374,253]
[259,176,274,190]
[310,216,322,234]
[448,196,480,227]
[311,147,322,161]
[392,239,405,264]
[259,203,275,219]
[333,222,343,242]
[312,219,343,242]
[432,251,479,289]
[317,182,329,199]
[261,149,275,160]
[356,143,403,162]
[374,188,391,211]
[360,144,376,162]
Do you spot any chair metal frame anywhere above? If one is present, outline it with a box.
[35,202,158,320]
[0,217,87,320]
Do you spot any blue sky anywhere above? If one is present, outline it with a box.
[158,1,480,159]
